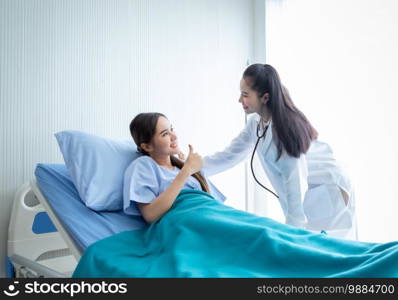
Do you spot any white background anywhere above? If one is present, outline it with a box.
[263,0,398,243]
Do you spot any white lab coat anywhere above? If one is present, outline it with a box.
[203,114,357,240]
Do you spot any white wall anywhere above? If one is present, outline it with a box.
[0,0,254,277]
[264,0,398,242]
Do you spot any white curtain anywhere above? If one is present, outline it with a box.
[0,0,253,276]
[263,0,398,242]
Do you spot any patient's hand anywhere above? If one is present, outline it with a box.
[183,144,203,175]
[177,151,186,161]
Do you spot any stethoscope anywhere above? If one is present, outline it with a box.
[250,120,279,198]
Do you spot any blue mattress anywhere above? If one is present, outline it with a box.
[34,164,147,251]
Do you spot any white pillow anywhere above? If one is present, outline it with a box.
[55,130,142,211]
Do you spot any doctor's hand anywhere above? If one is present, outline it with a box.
[183,144,203,175]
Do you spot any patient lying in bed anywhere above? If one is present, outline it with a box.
[72,112,398,278]
[123,112,223,223]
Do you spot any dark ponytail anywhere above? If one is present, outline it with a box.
[129,112,210,193]
[243,64,318,160]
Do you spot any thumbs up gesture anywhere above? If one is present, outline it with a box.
[183,144,203,175]
[177,151,186,161]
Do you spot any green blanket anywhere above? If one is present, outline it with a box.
[73,189,398,277]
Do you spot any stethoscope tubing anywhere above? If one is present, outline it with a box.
[250,121,279,198]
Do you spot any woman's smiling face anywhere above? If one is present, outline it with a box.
[143,116,180,156]
[238,78,263,115]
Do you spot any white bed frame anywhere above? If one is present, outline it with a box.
[7,180,81,278]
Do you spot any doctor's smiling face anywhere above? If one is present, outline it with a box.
[239,78,269,115]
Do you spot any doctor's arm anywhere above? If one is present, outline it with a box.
[202,117,256,177]
[278,153,309,228]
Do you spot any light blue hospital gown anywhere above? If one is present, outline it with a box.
[123,155,226,216]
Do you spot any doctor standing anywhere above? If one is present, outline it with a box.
[202,64,357,239]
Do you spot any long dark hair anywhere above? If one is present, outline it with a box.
[129,112,210,193]
[243,64,318,161]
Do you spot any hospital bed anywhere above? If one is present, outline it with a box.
[7,164,146,278]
